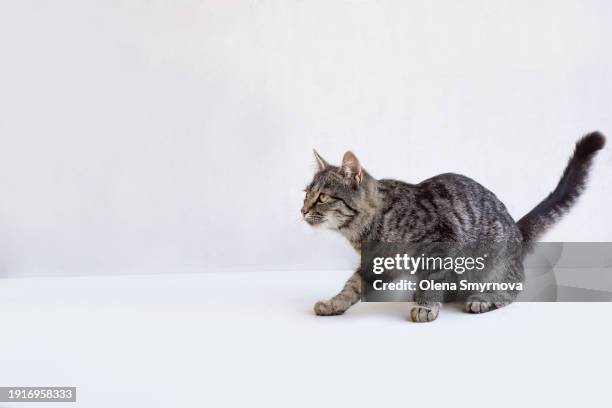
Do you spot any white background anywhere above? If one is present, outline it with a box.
[0,270,610,408]
[1,0,611,277]
[0,2,611,408]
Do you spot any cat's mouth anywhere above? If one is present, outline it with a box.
[304,214,326,226]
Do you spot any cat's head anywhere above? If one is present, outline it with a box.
[301,150,370,230]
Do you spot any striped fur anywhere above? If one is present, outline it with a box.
[303,134,605,321]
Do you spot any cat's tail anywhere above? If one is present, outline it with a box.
[517,131,605,243]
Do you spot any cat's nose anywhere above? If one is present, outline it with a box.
[301,208,308,216]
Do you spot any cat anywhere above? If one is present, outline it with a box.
[301,132,605,322]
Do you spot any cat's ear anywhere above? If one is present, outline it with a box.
[341,151,363,184]
[313,149,329,171]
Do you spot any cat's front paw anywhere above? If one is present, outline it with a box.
[410,303,440,322]
[314,300,344,316]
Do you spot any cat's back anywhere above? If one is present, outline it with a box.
[375,173,521,242]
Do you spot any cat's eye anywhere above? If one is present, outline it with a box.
[318,193,329,203]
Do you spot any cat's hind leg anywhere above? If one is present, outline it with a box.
[465,256,523,314]
[464,285,519,313]
[465,296,511,314]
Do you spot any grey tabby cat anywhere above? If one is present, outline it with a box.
[301,132,605,322]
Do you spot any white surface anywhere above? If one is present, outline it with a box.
[0,271,610,407]
[1,1,612,277]
[1,2,609,406]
